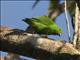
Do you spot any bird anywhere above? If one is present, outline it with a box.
[23,16,63,36]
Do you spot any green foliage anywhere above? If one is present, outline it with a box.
[23,16,63,35]
[48,0,59,11]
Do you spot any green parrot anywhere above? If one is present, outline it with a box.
[23,16,63,36]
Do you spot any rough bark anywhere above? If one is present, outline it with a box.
[5,53,21,60]
[77,11,80,50]
[0,26,80,60]
[73,3,79,48]
[0,53,23,60]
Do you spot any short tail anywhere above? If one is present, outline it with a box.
[22,18,32,25]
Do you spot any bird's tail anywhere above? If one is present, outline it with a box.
[22,18,33,25]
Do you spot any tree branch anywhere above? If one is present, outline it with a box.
[0,26,80,60]
[73,3,79,48]
[77,10,80,50]
[64,0,71,42]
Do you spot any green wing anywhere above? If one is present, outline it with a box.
[22,16,62,35]
[32,16,54,25]
[23,16,54,26]
[23,17,48,30]
[23,16,58,31]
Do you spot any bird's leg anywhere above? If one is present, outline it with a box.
[25,26,34,37]
[25,26,34,33]
[40,34,48,38]
[25,26,36,35]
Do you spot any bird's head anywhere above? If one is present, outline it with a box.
[50,24,63,36]
[57,28,63,36]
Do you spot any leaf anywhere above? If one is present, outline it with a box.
[32,0,40,9]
